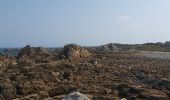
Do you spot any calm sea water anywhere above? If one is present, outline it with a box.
[0,47,60,57]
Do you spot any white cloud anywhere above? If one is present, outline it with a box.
[116,16,130,22]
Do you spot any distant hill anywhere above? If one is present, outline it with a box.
[90,41,170,52]
[114,41,170,52]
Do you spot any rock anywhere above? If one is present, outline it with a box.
[48,86,76,97]
[97,43,120,51]
[99,88,112,95]
[20,94,40,100]
[139,89,169,100]
[135,71,146,80]
[0,54,17,67]
[38,91,49,99]
[92,96,113,100]
[156,79,170,91]
[17,45,35,58]
[17,45,50,62]
[0,43,170,99]
[16,83,36,95]
[121,98,127,100]
[0,75,11,84]
[117,84,142,97]
[0,84,17,99]
[17,58,35,66]
[90,59,98,66]
[62,92,90,100]
[0,94,5,100]
[62,44,91,59]
[62,71,72,81]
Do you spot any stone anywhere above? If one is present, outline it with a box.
[62,44,91,59]
[138,89,169,100]
[16,83,36,95]
[157,79,170,91]
[48,86,76,97]
[17,45,50,62]
[0,84,17,99]
[38,91,49,99]
[117,84,142,97]
[62,92,90,100]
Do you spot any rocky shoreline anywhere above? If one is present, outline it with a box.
[0,44,170,100]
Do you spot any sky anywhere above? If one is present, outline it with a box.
[0,0,170,47]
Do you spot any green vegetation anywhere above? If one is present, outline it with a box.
[115,41,170,52]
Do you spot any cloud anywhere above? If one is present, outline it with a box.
[116,16,130,22]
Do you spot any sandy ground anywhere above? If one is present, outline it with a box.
[135,51,170,60]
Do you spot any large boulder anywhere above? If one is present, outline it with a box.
[17,45,51,63]
[17,45,49,58]
[62,44,91,59]
[62,92,90,100]
[96,43,120,51]
[17,45,35,58]
[48,86,76,97]
[116,84,142,98]
[155,79,170,91]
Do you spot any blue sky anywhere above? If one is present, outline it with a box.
[0,0,170,47]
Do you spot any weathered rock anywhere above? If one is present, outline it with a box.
[121,98,127,100]
[139,89,169,100]
[16,83,36,95]
[98,88,112,95]
[90,59,98,66]
[38,91,49,99]
[62,92,90,100]
[0,94,5,100]
[17,45,50,62]
[97,43,120,51]
[48,86,76,97]
[20,94,40,100]
[62,71,72,81]
[62,44,91,59]
[0,84,17,99]
[156,79,170,91]
[17,45,34,58]
[117,84,142,98]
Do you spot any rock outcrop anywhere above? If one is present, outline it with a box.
[62,44,91,59]
[17,45,49,59]
[96,43,120,51]
[17,45,51,63]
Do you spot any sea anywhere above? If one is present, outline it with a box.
[0,48,20,57]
